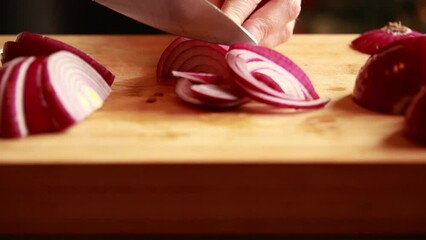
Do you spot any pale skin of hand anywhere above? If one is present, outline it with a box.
[208,0,301,48]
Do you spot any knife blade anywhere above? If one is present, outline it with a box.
[93,0,257,45]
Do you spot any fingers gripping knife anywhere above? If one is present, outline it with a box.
[94,0,257,45]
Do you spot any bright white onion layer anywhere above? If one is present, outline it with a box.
[45,51,111,124]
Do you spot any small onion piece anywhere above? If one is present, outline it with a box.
[157,37,231,84]
[226,43,329,109]
[1,32,115,86]
[175,78,249,109]
[41,51,111,130]
[351,22,423,55]
[405,86,426,145]
[172,71,224,84]
[353,36,426,114]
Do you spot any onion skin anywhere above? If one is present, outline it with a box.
[353,36,426,115]
[2,32,115,86]
[351,22,423,55]
[405,86,426,145]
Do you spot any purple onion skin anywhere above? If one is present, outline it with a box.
[353,36,426,115]
[405,87,426,145]
[351,29,423,55]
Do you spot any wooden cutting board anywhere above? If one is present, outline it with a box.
[1,34,426,235]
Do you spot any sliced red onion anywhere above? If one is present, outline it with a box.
[351,22,423,55]
[157,37,230,84]
[405,86,426,145]
[226,43,329,109]
[0,57,35,138]
[175,78,249,109]
[171,71,224,84]
[229,43,320,100]
[2,32,115,86]
[41,51,111,130]
[353,36,426,114]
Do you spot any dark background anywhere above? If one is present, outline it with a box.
[1,0,426,35]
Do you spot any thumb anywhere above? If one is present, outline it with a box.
[221,0,263,25]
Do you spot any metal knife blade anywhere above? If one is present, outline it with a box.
[94,0,257,45]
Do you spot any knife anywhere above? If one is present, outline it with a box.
[93,0,258,45]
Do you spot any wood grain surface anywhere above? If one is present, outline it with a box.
[0,34,425,235]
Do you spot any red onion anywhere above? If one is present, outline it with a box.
[2,32,115,86]
[353,36,426,114]
[405,86,426,145]
[351,22,423,55]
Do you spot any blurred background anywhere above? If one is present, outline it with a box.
[1,0,426,34]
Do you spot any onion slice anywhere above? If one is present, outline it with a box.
[0,57,36,138]
[351,22,423,55]
[157,37,231,84]
[24,57,56,134]
[175,78,249,109]
[172,71,224,84]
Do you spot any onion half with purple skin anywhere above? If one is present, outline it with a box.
[1,32,115,86]
[351,22,423,55]
[405,86,426,145]
[353,36,426,114]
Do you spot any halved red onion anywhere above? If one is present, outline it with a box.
[2,32,115,86]
[157,37,231,84]
[353,36,426,114]
[41,51,111,130]
[405,86,426,145]
[351,22,423,55]
[175,78,249,109]
[0,57,35,138]
[226,43,329,109]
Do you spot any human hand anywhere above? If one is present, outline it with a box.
[209,0,301,48]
